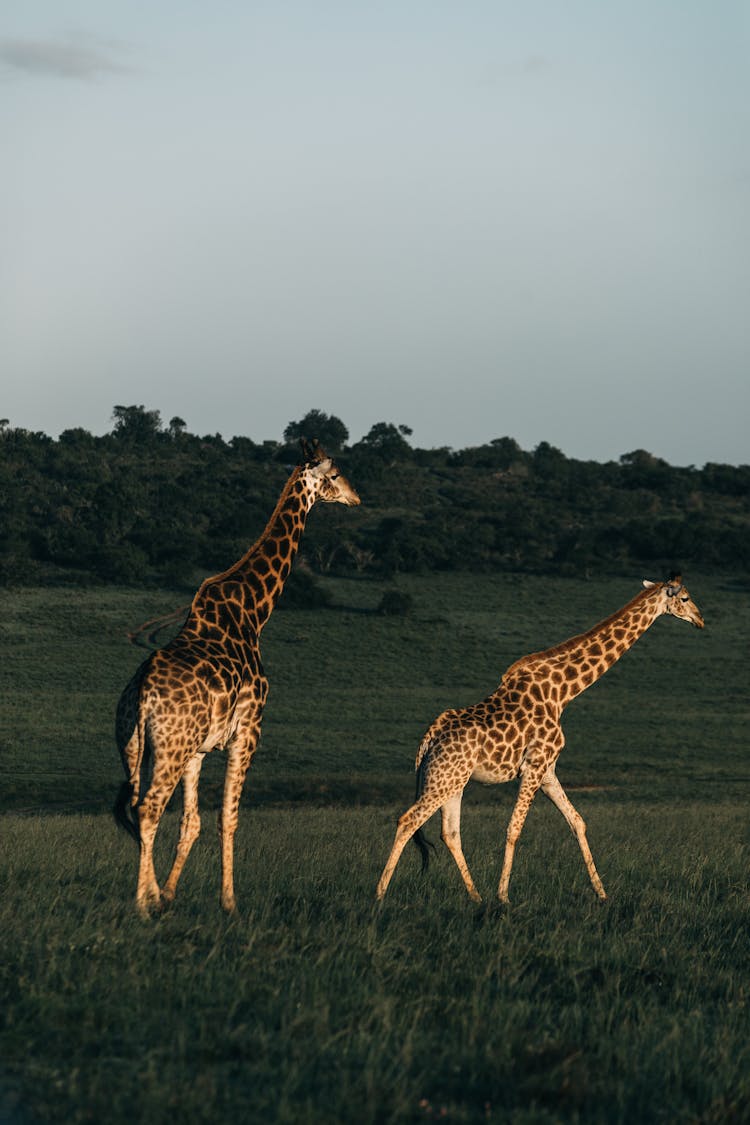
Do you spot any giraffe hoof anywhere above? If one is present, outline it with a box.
[136,899,161,920]
[136,884,169,918]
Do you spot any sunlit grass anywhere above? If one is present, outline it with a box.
[1,803,748,1123]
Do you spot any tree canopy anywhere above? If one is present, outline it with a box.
[283,410,349,453]
[1,406,748,586]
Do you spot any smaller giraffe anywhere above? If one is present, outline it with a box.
[376,575,704,905]
[114,441,359,916]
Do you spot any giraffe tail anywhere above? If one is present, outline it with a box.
[412,753,436,873]
[113,781,139,842]
[113,679,149,844]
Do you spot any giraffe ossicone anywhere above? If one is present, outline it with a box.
[376,574,704,906]
[114,441,360,916]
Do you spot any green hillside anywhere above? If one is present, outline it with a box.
[2,570,745,814]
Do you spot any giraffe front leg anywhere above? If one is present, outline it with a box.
[161,753,205,907]
[497,767,544,904]
[541,768,607,900]
[219,733,258,913]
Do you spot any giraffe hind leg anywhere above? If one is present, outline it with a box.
[376,773,473,901]
[376,791,447,900]
[377,738,476,902]
[160,753,206,906]
[440,791,482,902]
[133,757,187,917]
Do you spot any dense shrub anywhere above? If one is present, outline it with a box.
[1,409,748,586]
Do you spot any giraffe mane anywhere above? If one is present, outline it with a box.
[515,583,659,667]
[191,466,305,604]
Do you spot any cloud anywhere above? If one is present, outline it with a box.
[0,36,132,80]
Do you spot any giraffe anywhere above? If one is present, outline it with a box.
[114,441,360,916]
[376,574,704,905]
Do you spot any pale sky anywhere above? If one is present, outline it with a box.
[2,2,748,465]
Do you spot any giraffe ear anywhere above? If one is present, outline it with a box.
[665,570,683,596]
[642,579,656,589]
[300,438,326,464]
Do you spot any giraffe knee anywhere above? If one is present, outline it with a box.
[218,811,239,838]
[182,811,201,842]
[569,812,586,837]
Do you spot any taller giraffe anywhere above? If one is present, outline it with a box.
[376,575,704,905]
[114,441,360,916]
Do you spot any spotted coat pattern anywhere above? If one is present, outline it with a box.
[376,576,704,904]
[115,443,360,915]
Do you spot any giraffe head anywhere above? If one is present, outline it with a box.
[299,439,361,506]
[643,573,704,629]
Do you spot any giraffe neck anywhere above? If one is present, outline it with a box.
[514,585,664,706]
[186,468,314,639]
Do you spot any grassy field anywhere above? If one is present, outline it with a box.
[1,570,747,811]
[1,803,748,1123]
[1,570,748,1122]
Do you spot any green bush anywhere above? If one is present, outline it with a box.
[278,567,332,609]
[377,589,413,616]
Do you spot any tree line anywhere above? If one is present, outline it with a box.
[1,406,748,588]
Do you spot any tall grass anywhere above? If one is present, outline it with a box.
[1,571,748,1121]
[1,802,747,1123]
[1,571,747,811]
